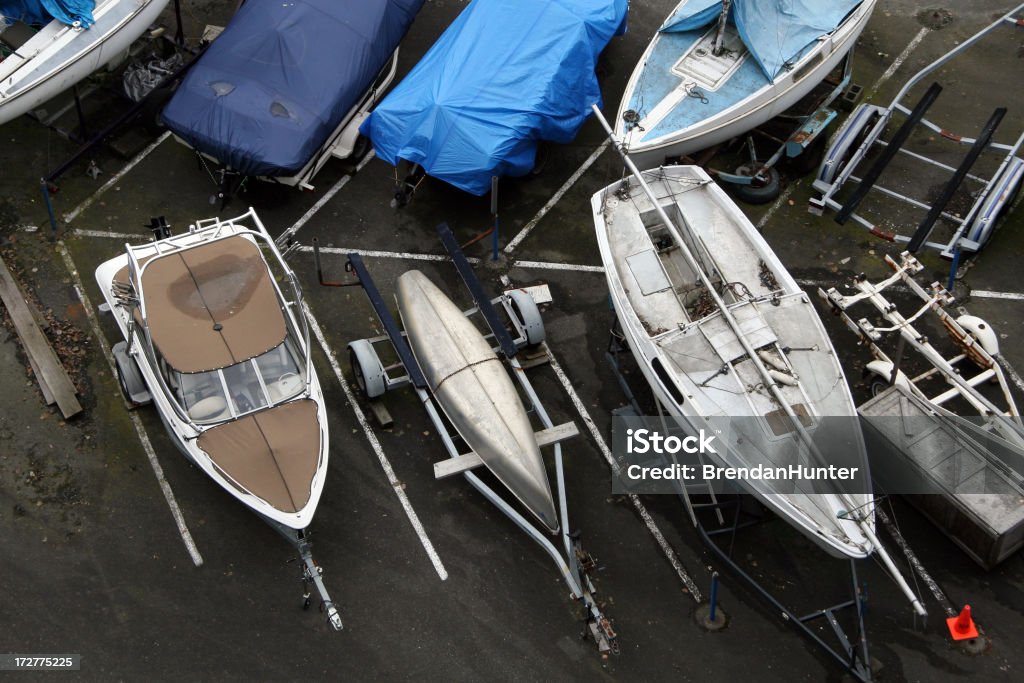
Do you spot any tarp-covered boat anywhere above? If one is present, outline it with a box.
[1,0,168,126]
[361,0,628,196]
[162,0,424,183]
[617,0,876,170]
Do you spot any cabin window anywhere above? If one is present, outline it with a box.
[652,358,685,405]
[172,337,304,425]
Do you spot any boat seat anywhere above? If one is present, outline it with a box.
[267,373,302,403]
[189,395,229,422]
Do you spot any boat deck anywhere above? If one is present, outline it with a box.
[622,25,770,145]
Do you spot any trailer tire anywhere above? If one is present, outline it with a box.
[140,85,176,136]
[506,289,545,347]
[116,361,141,408]
[868,377,891,398]
[348,340,386,399]
[731,164,781,204]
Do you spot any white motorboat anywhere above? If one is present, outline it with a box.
[0,0,169,126]
[616,0,876,170]
[396,269,558,533]
[94,209,329,532]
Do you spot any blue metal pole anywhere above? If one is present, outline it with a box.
[947,247,961,292]
[40,179,58,237]
[709,571,720,622]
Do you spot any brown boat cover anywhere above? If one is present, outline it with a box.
[134,236,286,373]
[197,399,321,513]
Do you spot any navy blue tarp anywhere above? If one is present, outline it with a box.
[361,0,628,196]
[0,0,95,28]
[161,0,424,177]
[660,0,864,82]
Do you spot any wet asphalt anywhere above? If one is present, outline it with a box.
[1,1,1024,680]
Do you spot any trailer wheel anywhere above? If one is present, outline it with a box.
[506,289,545,347]
[140,85,176,136]
[731,164,781,204]
[868,376,891,398]
[817,104,883,186]
[348,340,386,399]
[115,362,140,408]
[965,156,1023,250]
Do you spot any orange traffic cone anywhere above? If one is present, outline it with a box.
[946,605,979,641]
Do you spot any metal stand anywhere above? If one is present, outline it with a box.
[265,518,343,631]
[605,320,873,680]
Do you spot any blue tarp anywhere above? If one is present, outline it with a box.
[161,0,424,178]
[0,0,94,27]
[361,0,628,196]
[660,0,863,82]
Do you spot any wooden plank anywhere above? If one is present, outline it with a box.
[27,352,56,405]
[0,255,82,419]
[367,399,393,429]
[433,453,484,480]
[534,422,580,448]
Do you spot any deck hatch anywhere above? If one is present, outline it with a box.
[626,249,673,296]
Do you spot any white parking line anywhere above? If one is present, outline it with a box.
[63,131,172,225]
[67,228,609,273]
[872,27,930,96]
[504,141,610,254]
[302,245,463,264]
[301,301,448,581]
[545,350,702,601]
[513,260,605,273]
[57,244,204,567]
[972,290,1024,301]
[277,150,377,246]
[756,182,799,230]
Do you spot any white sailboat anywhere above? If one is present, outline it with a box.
[1,0,169,125]
[616,0,877,169]
[591,106,925,614]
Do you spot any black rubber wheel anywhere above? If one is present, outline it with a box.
[115,363,133,404]
[869,378,890,398]
[352,134,370,161]
[348,347,367,398]
[139,86,175,136]
[731,164,782,204]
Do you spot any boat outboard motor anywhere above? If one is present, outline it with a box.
[147,216,172,240]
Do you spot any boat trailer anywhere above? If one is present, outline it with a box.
[810,3,1024,276]
[265,518,344,632]
[314,223,619,654]
[818,250,1023,446]
[605,322,876,682]
[664,51,860,205]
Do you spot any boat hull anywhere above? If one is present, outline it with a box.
[396,270,559,533]
[591,165,873,559]
[94,215,328,530]
[615,0,876,170]
[0,0,170,126]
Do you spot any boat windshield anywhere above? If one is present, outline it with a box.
[171,338,305,425]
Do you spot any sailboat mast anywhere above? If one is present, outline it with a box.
[712,0,731,56]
